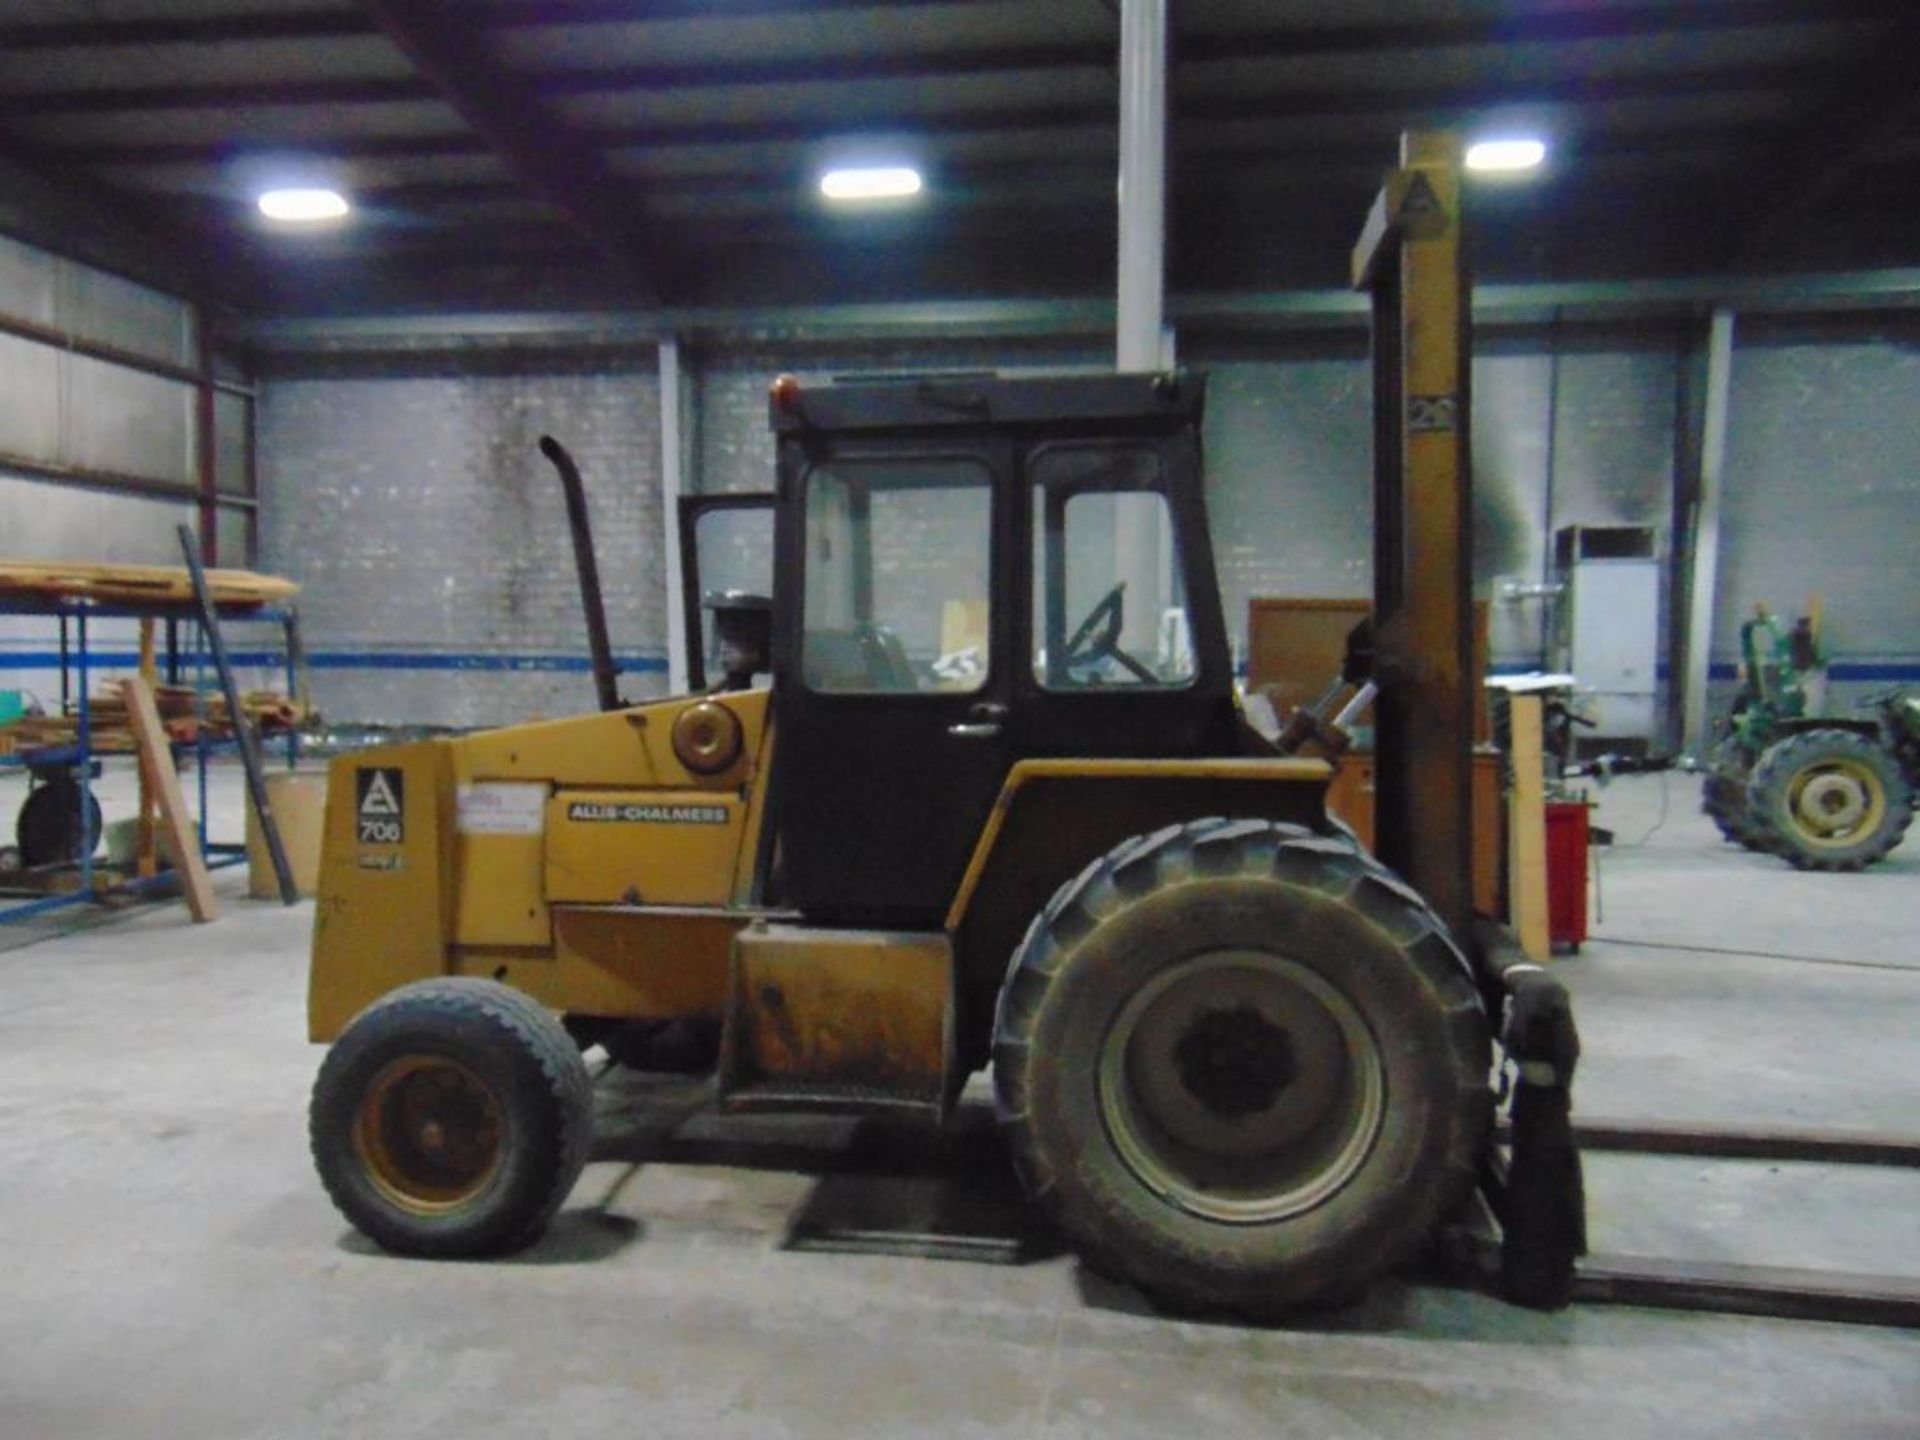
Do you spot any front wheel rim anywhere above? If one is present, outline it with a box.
[1097,950,1386,1225]
[352,1055,507,1214]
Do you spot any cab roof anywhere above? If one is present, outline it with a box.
[769,369,1206,436]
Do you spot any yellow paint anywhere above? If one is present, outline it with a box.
[310,690,778,1039]
[453,906,743,1019]
[545,789,747,906]
[308,742,457,1040]
[731,722,776,905]
[944,757,1333,930]
[457,689,769,790]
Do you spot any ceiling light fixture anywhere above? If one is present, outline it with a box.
[257,187,350,222]
[820,166,923,202]
[1464,138,1547,174]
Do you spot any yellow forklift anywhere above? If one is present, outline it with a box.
[304,137,1582,1316]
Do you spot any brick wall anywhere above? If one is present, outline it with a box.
[258,352,665,727]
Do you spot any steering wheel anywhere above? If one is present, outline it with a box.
[1062,582,1157,684]
[1064,582,1125,669]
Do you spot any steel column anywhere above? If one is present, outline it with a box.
[1115,0,1168,372]
[1681,307,1735,757]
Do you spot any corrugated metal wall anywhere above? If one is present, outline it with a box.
[0,233,230,713]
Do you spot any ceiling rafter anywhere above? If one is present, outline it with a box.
[352,0,662,298]
[0,0,1001,51]
[0,9,372,50]
[1733,13,1920,259]
[8,54,1840,131]
[9,0,1900,112]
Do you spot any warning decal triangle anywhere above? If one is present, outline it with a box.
[361,771,401,816]
[1399,171,1443,222]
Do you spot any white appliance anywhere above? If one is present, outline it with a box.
[1553,525,1660,745]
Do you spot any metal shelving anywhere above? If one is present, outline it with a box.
[0,593,299,923]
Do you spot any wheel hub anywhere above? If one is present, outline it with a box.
[1796,772,1867,833]
[352,1055,506,1214]
[1173,1005,1298,1117]
[1098,950,1385,1224]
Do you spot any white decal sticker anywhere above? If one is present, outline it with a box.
[457,783,549,836]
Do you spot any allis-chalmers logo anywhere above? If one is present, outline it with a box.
[567,802,728,825]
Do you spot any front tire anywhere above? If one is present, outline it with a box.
[992,818,1490,1316]
[311,978,593,1257]
[1702,740,1773,852]
[1748,728,1913,872]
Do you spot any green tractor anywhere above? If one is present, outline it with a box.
[1701,607,1822,853]
[1703,606,1918,871]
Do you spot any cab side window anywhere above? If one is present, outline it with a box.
[1031,444,1194,690]
[801,458,994,694]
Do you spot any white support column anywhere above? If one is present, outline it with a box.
[658,334,689,695]
[1682,307,1735,757]
[1116,0,1168,373]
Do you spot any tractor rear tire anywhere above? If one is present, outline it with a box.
[311,978,594,1257]
[992,818,1490,1316]
[1748,728,1913,872]
[1702,741,1773,852]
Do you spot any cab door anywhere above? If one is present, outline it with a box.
[770,439,1013,926]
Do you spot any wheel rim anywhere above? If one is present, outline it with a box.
[352,1055,507,1214]
[1785,757,1885,847]
[1096,950,1386,1225]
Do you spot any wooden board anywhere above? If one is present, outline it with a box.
[1507,693,1550,961]
[1325,750,1504,917]
[0,561,297,608]
[1247,596,1491,744]
[118,675,218,923]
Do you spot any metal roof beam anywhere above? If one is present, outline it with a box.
[49,62,1819,168]
[15,54,1835,132]
[1734,14,1920,259]
[0,9,372,49]
[352,0,661,298]
[0,129,223,302]
[235,268,1920,350]
[0,0,993,51]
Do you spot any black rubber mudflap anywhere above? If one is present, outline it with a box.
[1497,967,1586,1310]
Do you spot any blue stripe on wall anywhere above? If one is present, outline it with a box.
[1483,660,1920,683]
[0,650,669,674]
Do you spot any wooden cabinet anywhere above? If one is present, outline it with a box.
[1324,750,1504,918]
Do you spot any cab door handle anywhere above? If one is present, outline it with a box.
[948,722,1001,739]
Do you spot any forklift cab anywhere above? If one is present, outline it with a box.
[681,371,1239,927]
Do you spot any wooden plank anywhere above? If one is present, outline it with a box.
[118,674,217,923]
[0,560,297,607]
[1507,693,1550,960]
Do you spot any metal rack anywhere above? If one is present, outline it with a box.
[0,593,299,923]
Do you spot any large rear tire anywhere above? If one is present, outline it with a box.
[311,978,593,1257]
[1748,728,1913,872]
[992,818,1490,1316]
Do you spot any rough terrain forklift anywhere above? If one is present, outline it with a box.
[304,141,1582,1316]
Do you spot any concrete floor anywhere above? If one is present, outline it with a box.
[1,764,1917,1438]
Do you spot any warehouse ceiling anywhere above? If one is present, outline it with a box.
[1,0,1916,315]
